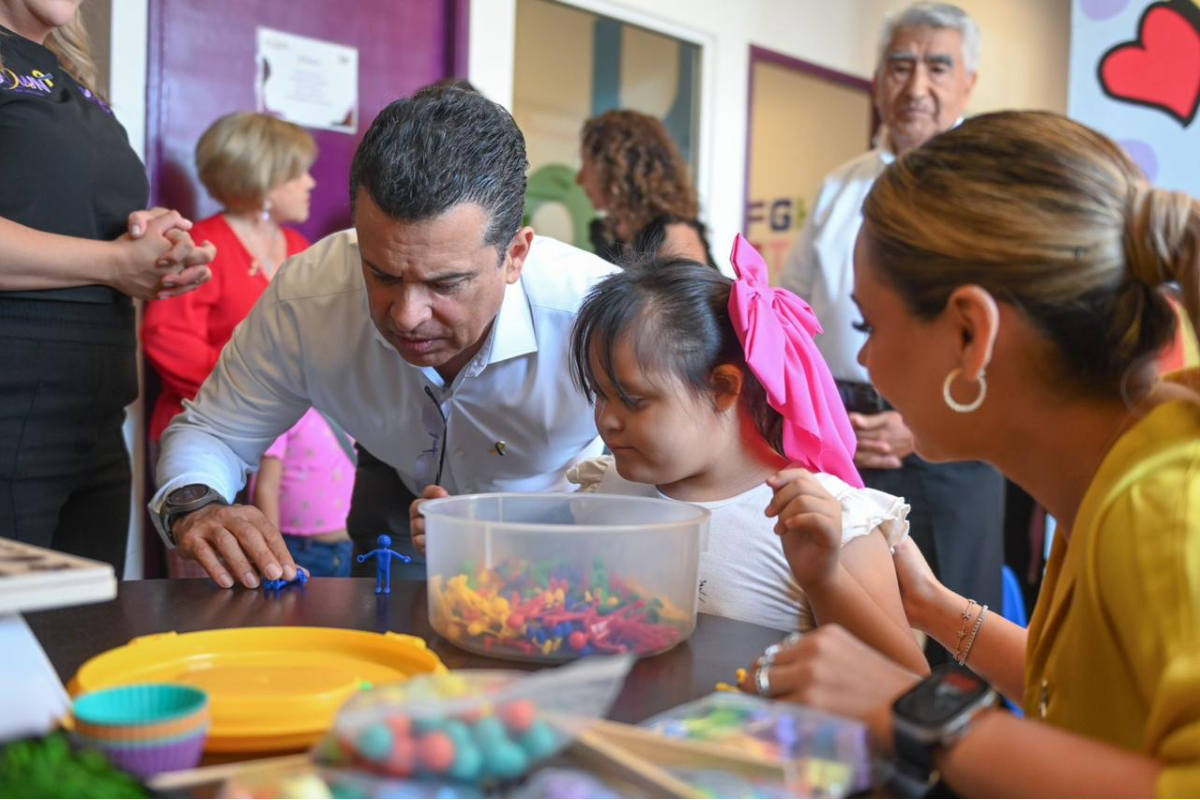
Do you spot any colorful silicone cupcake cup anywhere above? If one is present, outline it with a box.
[71,684,210,776]
[74,730,208,778]
[74,684,209,726]
[74,705,209,740]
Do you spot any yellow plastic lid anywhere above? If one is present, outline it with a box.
[68,627,445,753]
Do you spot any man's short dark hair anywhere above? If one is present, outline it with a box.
[349,86,529,252]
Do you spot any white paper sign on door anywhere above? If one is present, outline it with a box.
[256,26,359,134]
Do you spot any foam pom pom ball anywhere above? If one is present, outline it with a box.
[519,720,559,761]
[355,723,394,764]
[417,731,456,773]
[499,700,537,733]
[481,738,528,780]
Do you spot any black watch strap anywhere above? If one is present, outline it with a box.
[890,663,996,795]
[893,725,937,783]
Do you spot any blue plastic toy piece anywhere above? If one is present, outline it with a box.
[357,534,413,594]
[262,567,309,591]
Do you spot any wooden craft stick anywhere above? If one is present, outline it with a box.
[146,753,311,792]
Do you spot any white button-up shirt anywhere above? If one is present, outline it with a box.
[779,146,895,383]
[151,229,617,524]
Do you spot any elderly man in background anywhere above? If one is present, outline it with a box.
[780,2,1005,644]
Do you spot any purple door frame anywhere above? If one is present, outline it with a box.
[742,45,875,235]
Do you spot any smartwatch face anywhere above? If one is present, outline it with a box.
[894,665,991,726]
[169,484,210,505]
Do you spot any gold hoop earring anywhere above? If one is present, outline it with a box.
[943,368,986,413]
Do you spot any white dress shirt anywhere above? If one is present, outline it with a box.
[779,146,895,383]
[151,229,618,532]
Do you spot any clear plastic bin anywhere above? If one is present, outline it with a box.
[423,493,709,663]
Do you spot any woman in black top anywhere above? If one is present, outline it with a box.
[577,109,717,269]
[0,1,214,573]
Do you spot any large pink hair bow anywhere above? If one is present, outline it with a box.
[728,234,863,487]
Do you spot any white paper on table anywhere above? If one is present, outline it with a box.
[255,26,358,133]
[0,613,70,741]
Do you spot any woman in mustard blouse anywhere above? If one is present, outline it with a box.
[741,111,1200,797]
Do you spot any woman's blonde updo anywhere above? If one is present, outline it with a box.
[861,110,1200,397]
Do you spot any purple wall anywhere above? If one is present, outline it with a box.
[147,0,469,241]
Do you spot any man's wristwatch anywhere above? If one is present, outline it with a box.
[891,663,996,793]
[158,484,227,546]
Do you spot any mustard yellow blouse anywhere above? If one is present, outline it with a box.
[1025,381,1200,797]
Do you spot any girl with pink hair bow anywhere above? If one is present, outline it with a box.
[564,237,928,675]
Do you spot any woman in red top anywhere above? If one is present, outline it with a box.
[143,112,317,442]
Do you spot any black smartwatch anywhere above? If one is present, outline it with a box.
[158,483,227,546]
[891,663,996,793]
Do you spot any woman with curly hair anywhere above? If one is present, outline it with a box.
[578,109,715,268]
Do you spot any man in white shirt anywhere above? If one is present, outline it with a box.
[152,87,616,588]
[780,3,1005,626]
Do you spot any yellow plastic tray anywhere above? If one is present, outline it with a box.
[68,627,445,753]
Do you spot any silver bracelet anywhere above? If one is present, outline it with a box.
[957,604,989,666]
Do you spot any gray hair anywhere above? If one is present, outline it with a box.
[877,2,981,76]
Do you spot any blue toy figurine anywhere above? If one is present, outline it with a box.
[262,567,309,592]
[357,534,412,594]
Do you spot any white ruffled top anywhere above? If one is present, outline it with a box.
[567,455,911,632]
[568,455,910,547]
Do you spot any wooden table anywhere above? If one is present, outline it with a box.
[23,578,786,726]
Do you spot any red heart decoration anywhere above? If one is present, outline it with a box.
[1098,2,1200,126]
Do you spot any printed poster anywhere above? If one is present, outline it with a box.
[256,26,358,134]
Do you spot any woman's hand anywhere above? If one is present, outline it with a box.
[156,228,216,298]
[411,485,450,555]
[739,625,922,748]
[765,468,843,589]
[124,208,216,298]
[108,210,214,300]
[127,207,190,239]
[891,537,949,632]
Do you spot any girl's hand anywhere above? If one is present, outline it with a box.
[891,537,948,632]
[765,468,843,590]
[739,624,921,748]
[410,485,450,555]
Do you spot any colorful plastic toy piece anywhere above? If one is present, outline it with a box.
[357,534,413,594]
[262,567,309,591]
[429,556,690,659]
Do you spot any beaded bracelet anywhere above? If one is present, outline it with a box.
[957,604,989,666]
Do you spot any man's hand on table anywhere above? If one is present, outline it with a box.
[174,504,298,588]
